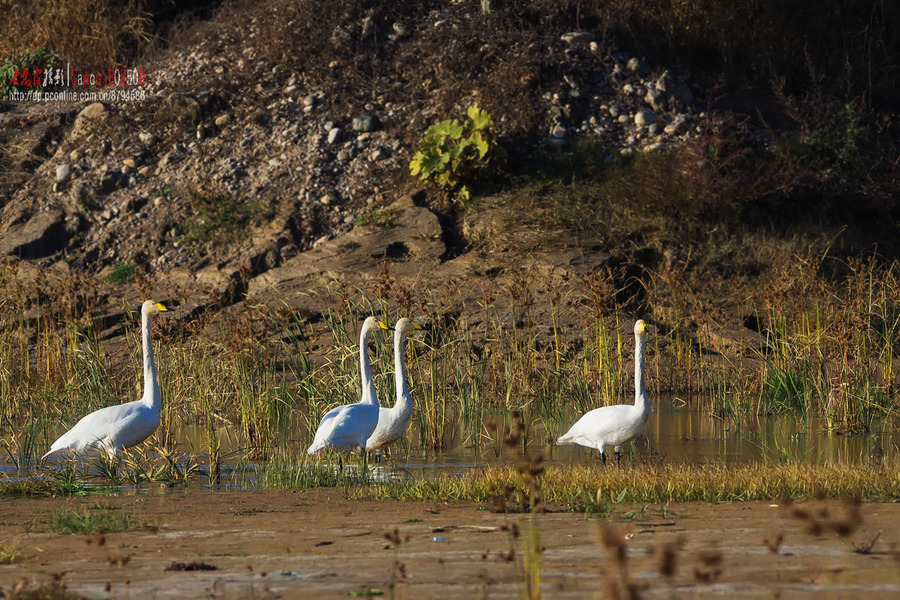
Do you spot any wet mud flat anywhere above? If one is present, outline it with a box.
[0,489,898,599]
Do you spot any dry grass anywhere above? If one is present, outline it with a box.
[0,1,152,72]
[349,461,900,507]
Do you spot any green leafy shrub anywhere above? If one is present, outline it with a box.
[409,104,498,203]
[0,47,59,109]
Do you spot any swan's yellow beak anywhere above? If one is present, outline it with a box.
[411,321,425,330]
[155,303,169,312]
[377,320,391,330]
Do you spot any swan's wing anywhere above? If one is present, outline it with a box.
[309,402,379,453]
[43,401,156,459]
[328,404,379,449]
[307,406,345,454]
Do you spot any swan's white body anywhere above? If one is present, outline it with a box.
[365,318,424,452]
[42,301,169,460]
[558,320,651,464]
[307,317,388,455]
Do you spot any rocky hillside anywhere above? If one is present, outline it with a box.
[1,0,898,359]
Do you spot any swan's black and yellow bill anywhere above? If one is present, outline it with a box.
[155,303,169,312]
[377,320,391,330]
[411,321,426,330]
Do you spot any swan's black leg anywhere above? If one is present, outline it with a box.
[601,451,607,466]
[615,450,622,466]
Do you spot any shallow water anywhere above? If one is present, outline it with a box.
[18,402,899,480]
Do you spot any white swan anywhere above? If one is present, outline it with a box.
[307,317,390,455]
[365,318,425,453]
[558,319,651,465]
[41,300,169,460]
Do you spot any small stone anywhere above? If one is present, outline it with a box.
[560,32,596,46]
[351,114,380,132]
[634,111,656,126]
[72,103,107,140]
[99,172,118,193]
[370,147,390,161]
[617,114,630,124]
[138,166,151,175]
[664,114,690,135]
[320,194,332,206]
[78,103,106,120]
[623,84,634,95]
[627,57,651,74]
[123,158,137,169]
[69,149,80,162]
[656,70,694,110]
[302,95,316,107]
[589,41,600,53]
[648,123,660,135]
[337,148,351,161]
[645,89,668,112]
[608,106,620,118]
[327,127,342,144]
[215,114,231,126]
[55,164,72,183]
[138,132,156,146]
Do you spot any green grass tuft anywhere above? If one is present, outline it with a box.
[49,507,134,535]
[106,263,137,284]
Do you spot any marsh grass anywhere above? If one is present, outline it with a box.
[3,240,900,470]
[242,458,373,490]
[350,461,900,508]
[0,474,84,499]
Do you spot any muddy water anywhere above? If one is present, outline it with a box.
[1,489,899,599]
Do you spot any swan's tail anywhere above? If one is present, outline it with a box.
[557,431,575,445]
[307,442,324,455]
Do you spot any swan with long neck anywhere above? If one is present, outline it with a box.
[42,300,169,460]
[557,320,651,465]
[307,317,390,455]
[365,318,424,453]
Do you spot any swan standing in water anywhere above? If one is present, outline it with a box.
[365,318,425,454]
[42,301,169,460]
[307,317,390,455]
[558,319,651,465]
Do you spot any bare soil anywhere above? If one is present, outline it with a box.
[1,489,898,599]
